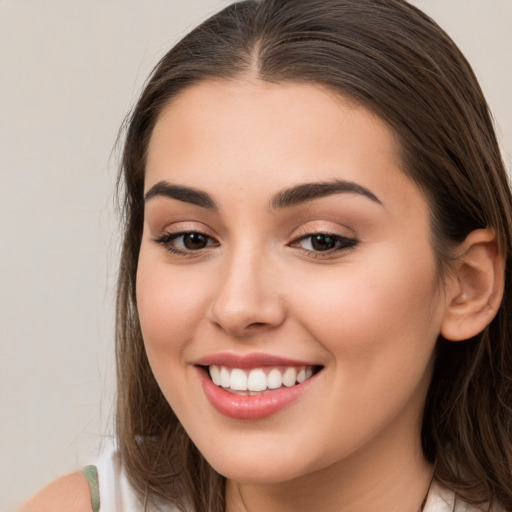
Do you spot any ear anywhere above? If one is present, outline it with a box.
[441,228,505,342]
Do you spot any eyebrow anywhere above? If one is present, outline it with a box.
[144,181,217,209]
[270,179,382,209]
[144,178,381,210]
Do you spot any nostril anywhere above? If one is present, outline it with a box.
[209,286,286,335]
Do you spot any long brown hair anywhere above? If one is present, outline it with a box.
[115,1,512,510]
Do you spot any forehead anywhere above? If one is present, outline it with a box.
[148,80,400,160]
[145,80,423,218]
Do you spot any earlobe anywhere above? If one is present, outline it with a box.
[441,228,505,342]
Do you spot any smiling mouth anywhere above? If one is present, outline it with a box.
[205,365,322,396]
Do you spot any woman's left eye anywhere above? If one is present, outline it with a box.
[291,233,358,255]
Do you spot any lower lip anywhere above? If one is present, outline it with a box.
[198,368,316,420]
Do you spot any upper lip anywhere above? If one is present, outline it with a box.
[195,352,320,369]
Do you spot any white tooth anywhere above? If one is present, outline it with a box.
[282,367,297,387]
[305,367,313,379]
[230,369,248,391]
[247,369,267,391]
[220,366,231,388]
[210,365,221,385]
[267,368,282,389]
[296,367,306,383]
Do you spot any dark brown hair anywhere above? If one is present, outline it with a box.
[115,1,512,510]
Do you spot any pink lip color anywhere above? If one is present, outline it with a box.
[196,352,315,369]
[197,366,317,420]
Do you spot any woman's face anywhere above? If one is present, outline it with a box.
[137,80,449,483]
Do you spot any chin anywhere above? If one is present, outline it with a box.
[196,439,323,484]
[210,459,307,484]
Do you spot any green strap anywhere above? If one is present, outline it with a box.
[82,465,100,512]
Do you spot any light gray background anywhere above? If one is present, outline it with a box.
[1,1,510,510]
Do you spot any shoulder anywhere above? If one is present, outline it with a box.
[18,471,93,512]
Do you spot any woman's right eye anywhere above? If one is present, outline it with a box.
[153,231,219,255]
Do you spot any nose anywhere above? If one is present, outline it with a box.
[208,246,286,337]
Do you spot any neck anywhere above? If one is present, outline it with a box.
[225,418,433,512]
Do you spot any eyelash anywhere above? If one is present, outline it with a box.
[291,232,358,258]
[152,230,358,259]
[152,231,219,257]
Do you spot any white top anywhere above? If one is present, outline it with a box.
[94,446,500,511]
[95,446,148,512]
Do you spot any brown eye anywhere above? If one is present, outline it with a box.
[153,231,219,255]
[310,234,337,251]
[182,233,209,250]
[291,232,358,257]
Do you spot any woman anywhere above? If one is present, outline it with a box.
[21,0,512,511]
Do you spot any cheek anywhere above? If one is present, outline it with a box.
[137,274,191,349]
[284,251,442,448]
[135,259,212,422]
[135,251,209,372]
[289,247,442,362]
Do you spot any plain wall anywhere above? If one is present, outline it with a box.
[1,1,510,509]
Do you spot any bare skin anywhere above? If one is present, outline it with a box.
[19,471,92,512]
